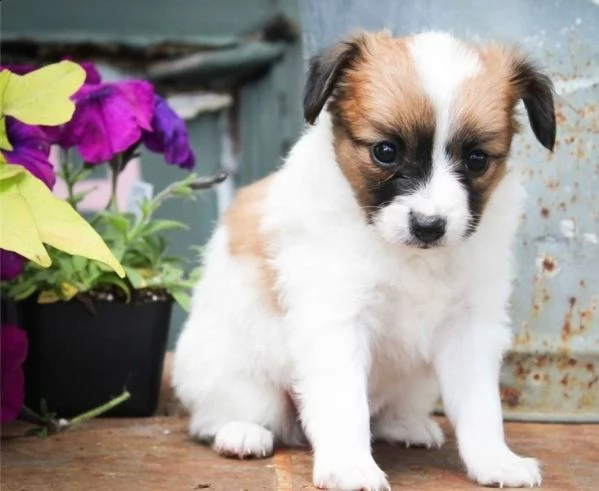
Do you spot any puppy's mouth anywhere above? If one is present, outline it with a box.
[407,239,446,250]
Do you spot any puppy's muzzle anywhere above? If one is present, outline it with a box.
[409,212,447,244]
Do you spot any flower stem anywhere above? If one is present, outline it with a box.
[107,154,124,212]
[68,390,131,426]
[60,149,79,210]
[19,390,131,437]
[18,406,60,432]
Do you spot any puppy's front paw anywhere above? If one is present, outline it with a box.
[373,415,445,449]
[313,453,390,491]
[465,447,541,488]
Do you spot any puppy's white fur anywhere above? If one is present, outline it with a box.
[173,32,542,490]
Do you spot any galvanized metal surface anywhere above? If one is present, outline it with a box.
[300,0,599,421]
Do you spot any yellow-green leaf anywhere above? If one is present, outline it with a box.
[0,117,13,151]
[0,162,25,180]
[38,290,61,304]
[0,163,125,277]
[2,61,85,125]
[0,70,10,104]
[60,281,79,300]
[0,169,51,266]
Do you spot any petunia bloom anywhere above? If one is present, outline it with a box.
[0,61,102,148]
[60,81,155,163]
[1,324,28,424]
[1,117,55,188]
[142,95,196,170]
[0,251,25,281]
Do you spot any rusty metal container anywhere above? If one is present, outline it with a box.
[300,0,599,421]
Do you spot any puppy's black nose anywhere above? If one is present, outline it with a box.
[410,212,446,243]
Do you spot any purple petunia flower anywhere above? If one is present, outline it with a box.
[142,95,196,170]
[1,61,102,148]
[1,324,28,424]
[60,81,155,163]
[2,117,55,188]
[0,251,25,281]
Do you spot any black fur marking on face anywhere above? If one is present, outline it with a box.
[366,124,436,221]
[445,127,506,236]
[453,170,484,236]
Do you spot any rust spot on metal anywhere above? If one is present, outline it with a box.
[500,385,521,408]
[580,279,586,288]
[560,374,570,387]
[585,363,595,373]
[547,179,559,191]
[568,358,577,367]
[536,355,547,367]
[589,377,599,389]
[562,297,578,342]
[540,207,550,218]
[542,257,556,273]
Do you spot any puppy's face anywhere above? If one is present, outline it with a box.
[304,31,556,249]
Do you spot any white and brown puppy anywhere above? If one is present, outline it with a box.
[173,31,555,490]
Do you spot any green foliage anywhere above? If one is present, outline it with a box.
[2,173,204,312]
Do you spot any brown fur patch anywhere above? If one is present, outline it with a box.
[328,32,436,211]
[225,175,282,314]
[449,45,524,208]
[327,31,527,217]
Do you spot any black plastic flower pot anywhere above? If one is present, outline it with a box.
[13,296,172,418]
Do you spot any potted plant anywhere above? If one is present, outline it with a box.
[0,60,224,424]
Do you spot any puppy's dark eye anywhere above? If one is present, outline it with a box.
[371,141,398,167]
[466,150,489,175]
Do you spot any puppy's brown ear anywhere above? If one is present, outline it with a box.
[510,56,556,151]
[303,38,362,125]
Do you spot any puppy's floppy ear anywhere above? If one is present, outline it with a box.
[509,55,556,151]
[303,38,362,125]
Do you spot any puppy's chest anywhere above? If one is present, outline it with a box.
[371,260,465,367]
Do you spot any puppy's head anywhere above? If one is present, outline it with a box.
[304,31,555,249]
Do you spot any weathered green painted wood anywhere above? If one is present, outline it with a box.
[237,0,304,185]
[140,112,222,347]
[148,41,286,91]
[2,0,278,44]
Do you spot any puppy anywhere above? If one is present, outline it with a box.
[173,30,555,490]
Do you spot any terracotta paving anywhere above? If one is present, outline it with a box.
[2,415,598,490]
[3,354,598,490]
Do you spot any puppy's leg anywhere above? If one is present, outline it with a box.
[290,316,389,491]
[372,369,444,449]
[433,322,541,488]
[186,373,296,459]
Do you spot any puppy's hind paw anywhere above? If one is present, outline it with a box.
[213,421,274,459]
[373,416,445,449]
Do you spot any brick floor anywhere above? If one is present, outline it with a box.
[2,354,598,490]
[2,415,598,490]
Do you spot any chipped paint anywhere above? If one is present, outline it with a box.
[583,232,598,244]
[559,218,576,238]
[554,76,599,95]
